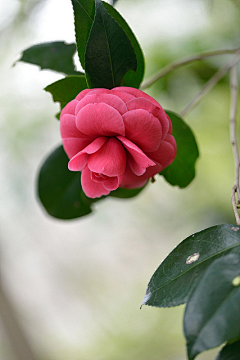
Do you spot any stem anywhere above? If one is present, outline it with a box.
[180,52,240,117]
[230,63,240,225]
[140,47,240,90]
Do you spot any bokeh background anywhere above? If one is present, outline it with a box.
[0,0,239,359]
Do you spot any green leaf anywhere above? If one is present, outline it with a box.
[216,339,240,360]
[38,146,92,219]
[18,42,82,76]
[103,2,145,88]
[85,0,137,89]
[71,0,143,87]
[71,0,95,69]
[110,185,146,199]
[44,75,87,109]
[160,111,199,188]
[142,224,240,308]
[184,253,240,360]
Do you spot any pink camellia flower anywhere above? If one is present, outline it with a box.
[60,87,177,198]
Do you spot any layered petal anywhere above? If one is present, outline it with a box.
[111,89,135,103]
[147,134,177,168]
[122,108,162,152]
[81,166,110,198]
[88,137,126,177]
[113,86,162,107]
[75,88,93,101]
[68,137,107,171]
[60,86,177,198]
[102,175,121,191]
[75,93,128,116]
[120,162,163,189]
[76,103,125,137]
[118,136,155,176]
[60,114,94,158]
[60,99,78,118]
[126,97,169,139]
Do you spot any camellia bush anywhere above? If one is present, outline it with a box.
[17,0,240,359]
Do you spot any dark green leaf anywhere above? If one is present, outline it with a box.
[38,145,92,219]
[71,0,143,87]
[142,224,240,308]
[110,185,146,199]
[18,42,82,76]
[160,111,199,188]
[103,1,145,88]
[184,254,240,360]
[216,339,240,360]
[71,0,95,69]
[85,0,137,89]
[44,75,87,110]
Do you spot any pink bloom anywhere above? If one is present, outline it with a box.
[60,87,177,198]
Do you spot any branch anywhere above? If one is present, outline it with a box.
[140,47,240,90]
[230,63,240,225]
[0,283,38,360]
[180,52,240,117]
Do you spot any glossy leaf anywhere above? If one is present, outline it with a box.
[18,42,82,75]
[103,2,145,88]
[71,0,95,69]
[184,253,240,360]
[160,111,199,188]
[216,339,240,360]
[142,224,240,308]
[44,75,87,109]
[85,0,137,89]
[38,146,92,219]
[71,0,143,87]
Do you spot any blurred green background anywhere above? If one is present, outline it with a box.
[0,0,239,359]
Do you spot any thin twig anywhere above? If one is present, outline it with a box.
[230,63,240,225]
[180,52,240,117]
[140,47,240,90]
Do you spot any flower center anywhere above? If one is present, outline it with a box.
[92,172,109,183]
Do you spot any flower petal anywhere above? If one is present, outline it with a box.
[76,103,125,137]
[60,114,94,158]
[81,166,110,198]
[62,138,91,159]
[118,136,155,176]
[103,176,119,191]
[75,93,128,116]
[88,138,126,176]
[148,135,177,168]
[75,89,93,101]
[120,162,163,189]
[111,90,135,102]
[68,137,107,171]
[113,87,162,107]
[126,97,169,140]
[122,108,162,152]
[60,99,78,118]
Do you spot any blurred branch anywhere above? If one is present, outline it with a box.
[180,52,240,117]
[140,47,240,89]
[230,63,240,224]
[0,283,38,360]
